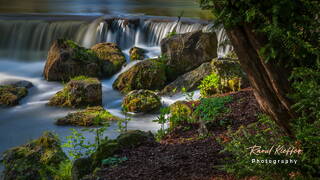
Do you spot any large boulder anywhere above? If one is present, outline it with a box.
[56,106,121,126]
[43,39,103,81]
[48,77,102,108]
[122,90,162,113]
[160,62,213,95]
[0,85,28,107]
[113,60,167,94]
[91,43,126,76]
[161,31,218,79]
[129,47,146,61]
[1,132,67,180]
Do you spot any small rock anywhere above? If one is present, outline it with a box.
[0,79,33,88]
[129,47,146,61]
[116,130,155,149]
[56,106,121,126]
[48,76,102,108]
[0,85,28,107]
[122,90,162,113]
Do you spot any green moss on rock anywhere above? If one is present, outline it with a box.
[1,132,67,180]
[44,39,103,81]
[116,130,154,149]
[0,85,28,107]
[129,47,146,61]
[48,77,102,108]
[122,90,162,113]
[113,60,167,94]
[56,106,121,126]
[91,43,126,77]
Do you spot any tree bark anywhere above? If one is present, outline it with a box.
[226,25,296,137]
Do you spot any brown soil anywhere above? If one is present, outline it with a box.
[95,89,261,180]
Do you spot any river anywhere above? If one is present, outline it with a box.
[0,0,231,175]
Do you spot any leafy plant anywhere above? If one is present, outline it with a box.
[219,114,295,179]
[194,96,232,123]
[153,107,170,141]
[48,160,72,180]
[166,31,177,38]
[62,129,95,159]
[198,73,220,97]
[181,87,195,101]
[117,116,131,133]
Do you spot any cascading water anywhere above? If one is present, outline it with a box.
[0,15,232,60]
[0,14,233,174]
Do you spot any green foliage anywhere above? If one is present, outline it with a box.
[194,96,232,123]
[166,31,177,38]
[153,107,170,141]
[220,114,295,178]
[62,129,95,159]
[117,116,131,133]
[48,160,72,180]
[63,39,99,63]
[181,87,195,102]
[101,157,128,167]
[198,73,220,97]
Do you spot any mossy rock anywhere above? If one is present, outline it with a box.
[48,77,102,108]
[129,47,146,61]
[116,130,155,149]
[91,43,126,77]
[210,58,248,92]
[72,157,94,180]
[1,132,67,180]
[56,106,121,126]
[122,90,162,113]
[0,85,28,107]
[160,62,213,95]
[43,39,103,81]
[113,60,167,94]
[91,139,120,168]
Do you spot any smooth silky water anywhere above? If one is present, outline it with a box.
[0,1,232,174]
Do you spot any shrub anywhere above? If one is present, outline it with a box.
[198,73,220,97]
[194,96,232,123]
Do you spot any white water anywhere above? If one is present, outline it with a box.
[0,15,232,174]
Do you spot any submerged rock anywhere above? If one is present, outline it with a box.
[129,47,146,61]
[113,60,167,94]
[48,76,102,108]
[122,90,162,113]
[0,79,33,88]
[160,62,213,95]
[1,132,67,180]
[91,43,126,76]
[161,31,218,80]
[43,39,102,81]
[56,106,121,126]
[0,85,28,107]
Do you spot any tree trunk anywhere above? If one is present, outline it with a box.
[226,25,296,137]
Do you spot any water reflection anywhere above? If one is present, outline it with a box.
[0,0,213,19]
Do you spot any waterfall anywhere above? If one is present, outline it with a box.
[0,15,232,60]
